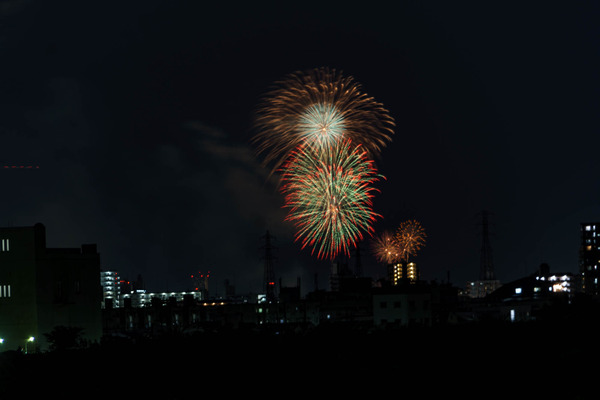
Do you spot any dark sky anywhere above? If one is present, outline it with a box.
[1,1,598,295]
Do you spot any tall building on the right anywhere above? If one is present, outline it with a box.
[580,222,600,296]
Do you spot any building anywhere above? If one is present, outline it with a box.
[101,295,233,336]
[0,223,102,352]
[466,279,502,298]
[372,284,432,327]
[388,261,419,285]
[470,263,573,322]
[120,290,203,308]
[580,222,600,296]
[100,270,121,309]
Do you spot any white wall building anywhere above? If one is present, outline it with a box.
[100,270,120,308]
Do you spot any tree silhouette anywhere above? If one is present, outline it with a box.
[44,326,84,352]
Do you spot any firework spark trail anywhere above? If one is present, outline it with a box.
[395,219,427,262]
[279,140,382,259]
[371,230,400,264]
[253,67,395,175]
[253,67,395,259]
[297,102,346,149]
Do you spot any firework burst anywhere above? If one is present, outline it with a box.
[395,219,427,262]
[279,140,382,259]
[371,230,400,264]
[253,67,395,174]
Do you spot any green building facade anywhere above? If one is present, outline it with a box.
[0,223,102,352]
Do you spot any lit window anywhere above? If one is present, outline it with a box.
[515,288,522,294]
[586,225,592,231]
[0,239,9,252]
[0,285,11,298]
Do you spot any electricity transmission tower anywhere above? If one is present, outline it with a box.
[479,210,496,281]
[260,230,276,303]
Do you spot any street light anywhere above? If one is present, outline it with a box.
[25,336,34,354]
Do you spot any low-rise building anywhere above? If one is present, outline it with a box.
[0,223,102,352]
[372,284,433,327]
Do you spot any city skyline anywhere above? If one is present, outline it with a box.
[1,1,599,294]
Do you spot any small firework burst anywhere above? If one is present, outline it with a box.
[395,219,427,262]
[253,67,395,174]
[279,140,382,259]
[371,230,400,264]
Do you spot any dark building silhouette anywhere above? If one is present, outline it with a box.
[470,263,574,322]
[372,283,433,327]
[0,223,102,352]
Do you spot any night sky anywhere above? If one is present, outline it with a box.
[1,1,598,296]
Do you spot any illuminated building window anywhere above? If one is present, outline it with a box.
[515,288,522,294]
[0,285,11,298]
[1,239,9,252]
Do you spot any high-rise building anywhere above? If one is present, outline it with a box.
[580,222,600,296]
[0,223,102,352]
[389,261,419,285]
[100,270,121,308]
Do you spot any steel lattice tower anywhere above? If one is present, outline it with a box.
[479,210,496,281]
[260,230,276,302]
[354,243,363,277]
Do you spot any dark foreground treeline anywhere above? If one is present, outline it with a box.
[1,300,599,399]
